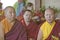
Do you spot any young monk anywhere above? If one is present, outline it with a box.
[20,10,40,40]
[37,8,60,40]
[17,2,34,21]
[1,6,27,40]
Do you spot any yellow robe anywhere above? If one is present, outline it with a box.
[1,18,12,34]
[40,21,56,40]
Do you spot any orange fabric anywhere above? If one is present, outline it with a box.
[1,19,12,34]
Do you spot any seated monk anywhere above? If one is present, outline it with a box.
[1,6,27,40]
[37,8,60,40]
[20,10,40,40]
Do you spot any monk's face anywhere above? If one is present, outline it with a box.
[5,7,16,21]
[23,11,32,22]
[45,9,55,23]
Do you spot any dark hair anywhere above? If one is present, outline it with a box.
[23,10,33,16]
[27,2,33,7]
[24,10,33,13]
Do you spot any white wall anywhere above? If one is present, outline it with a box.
[35,0,40,10]
[1,0,17,9]
[42,0,60,9]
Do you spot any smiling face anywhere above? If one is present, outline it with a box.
[23,10,32,22]
[4,6,16,21]
[44,8,55,23]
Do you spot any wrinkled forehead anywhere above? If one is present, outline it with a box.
[4,7,16,16]
[8,8,14,11]
[5,8,15,13]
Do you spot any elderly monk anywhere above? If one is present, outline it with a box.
[1,6,27,40]
[37,8,60,40]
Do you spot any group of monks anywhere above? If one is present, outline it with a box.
[0,1,60,40]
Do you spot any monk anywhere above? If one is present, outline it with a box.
[37,8,60,40]
[1,6,27,40]
[20,10,40,40]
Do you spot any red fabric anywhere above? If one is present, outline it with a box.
[45,20,60,40]
[34,11,43,18]
[20,19,40,40]
[5,19,27,40]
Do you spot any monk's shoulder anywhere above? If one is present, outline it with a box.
[16,19,23,26]
[1,18,6,24]
[39,20,45,26]
[54,20,60,29]
[40,21,46,30]
[55,20,60,25]
[15,19,25,29]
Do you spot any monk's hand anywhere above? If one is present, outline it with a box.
[52,35,59,40]
[29,38,34,40]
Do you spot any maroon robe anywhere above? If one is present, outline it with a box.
[44,20,60,40]
[21,19,40,40]
[5,19,27,40]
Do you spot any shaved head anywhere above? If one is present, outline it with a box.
[45,8,55,14]
[4,6,16,21]
[44,8,55,23]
